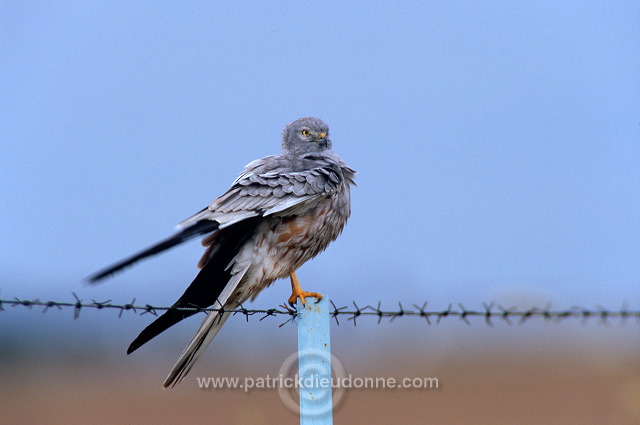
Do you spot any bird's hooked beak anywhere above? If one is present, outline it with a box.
[314,132,327,142]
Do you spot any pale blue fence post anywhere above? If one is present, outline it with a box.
[296,295,333,425]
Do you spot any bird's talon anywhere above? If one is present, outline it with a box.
[288,291,322,307]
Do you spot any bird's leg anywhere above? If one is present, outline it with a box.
[287,270,322,306]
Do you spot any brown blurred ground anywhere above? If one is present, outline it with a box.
[2,343,639,425]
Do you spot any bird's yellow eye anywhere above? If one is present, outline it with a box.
[301,129,310,136]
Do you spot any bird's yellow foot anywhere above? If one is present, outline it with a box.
[288,270,322,306]
[288,290,323,306]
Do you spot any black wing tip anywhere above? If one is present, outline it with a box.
[84,261,133,284]
[126,323,157,355]
[126,328,158,356]
[127,326,157,354]
[126,341,140,355]
[84,270,113,284]
[85,220,221,284]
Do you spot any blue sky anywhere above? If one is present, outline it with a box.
[2,1,639,320]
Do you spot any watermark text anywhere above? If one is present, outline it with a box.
[196,374,438,392]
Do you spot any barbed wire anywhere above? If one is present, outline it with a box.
[1,294,639,327]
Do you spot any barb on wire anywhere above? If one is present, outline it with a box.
[1,295,639,326]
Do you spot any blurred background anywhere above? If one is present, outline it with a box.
[2,1,639,423]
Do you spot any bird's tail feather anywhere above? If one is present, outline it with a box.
[162,310,232,388]
[86,219,219,283]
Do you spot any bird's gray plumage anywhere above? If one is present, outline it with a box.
[87,117,356,388]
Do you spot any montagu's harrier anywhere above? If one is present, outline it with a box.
[88,117,356,387]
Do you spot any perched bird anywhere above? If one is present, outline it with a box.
[87,117,356,388]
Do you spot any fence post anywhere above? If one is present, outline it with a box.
[296,295,333,425]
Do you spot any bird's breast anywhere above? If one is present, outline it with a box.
[233,183,352,301]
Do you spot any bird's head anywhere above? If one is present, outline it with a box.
[282,117,332,155]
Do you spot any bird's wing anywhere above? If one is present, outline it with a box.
[178,154,346,229]
[86,160,336,283]
[88,155,347,283]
